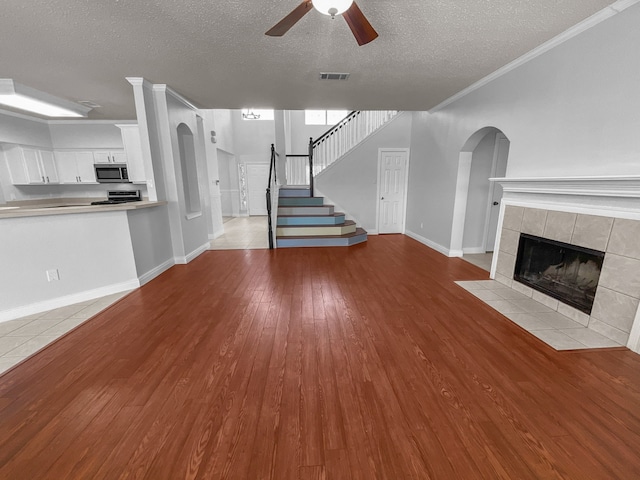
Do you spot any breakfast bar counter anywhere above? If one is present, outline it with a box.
[0,198,167,219]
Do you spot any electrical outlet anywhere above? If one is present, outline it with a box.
[420,222,424,229]
[46,269,60,282]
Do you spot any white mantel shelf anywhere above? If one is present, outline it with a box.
[491,175,640,198]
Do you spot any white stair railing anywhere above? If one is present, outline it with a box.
[284,110,399,186]
[312,110,398,176]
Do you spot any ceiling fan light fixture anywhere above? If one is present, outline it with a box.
[312,0,354,17]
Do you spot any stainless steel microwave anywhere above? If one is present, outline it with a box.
[95,164,130,183]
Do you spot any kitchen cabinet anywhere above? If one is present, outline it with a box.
[117,124,146,183]
[54,151,97,184]
[4,145,59,185]
[93,150,127,164]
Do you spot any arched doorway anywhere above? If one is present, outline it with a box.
[450,127,510,265]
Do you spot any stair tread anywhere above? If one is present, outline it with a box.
[278,220,355,229]
[278,212,344,218]
[278,205,331,208]
[277,228,367,240]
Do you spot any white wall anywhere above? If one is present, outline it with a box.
[212,109,235,153]
[232,110,275,165]
[127,205,174,283]
[0,110,52,147]
[407,3,640,252]
[315,113,412,232]
[0,211,138,320]
[288,110,330,154]
[48,122,125,149]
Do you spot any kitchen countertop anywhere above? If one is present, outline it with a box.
[0,198,168,219]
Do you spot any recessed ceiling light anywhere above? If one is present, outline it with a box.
[0,79,91,118]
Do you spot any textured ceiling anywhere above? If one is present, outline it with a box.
[0,0,618,119]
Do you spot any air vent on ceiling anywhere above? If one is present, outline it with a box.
[319,72,350,81]
[77,100,101,109]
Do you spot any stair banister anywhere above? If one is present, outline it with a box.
[308,137,314,197]
[266,144,276,249]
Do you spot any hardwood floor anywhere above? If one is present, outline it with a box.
[1,235,640,479]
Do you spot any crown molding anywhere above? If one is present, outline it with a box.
[430,0,640,113]
[152,84,199,111]
[126,77,153,89]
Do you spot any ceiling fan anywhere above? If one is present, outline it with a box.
[266,0,378,46]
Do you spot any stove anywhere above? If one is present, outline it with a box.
[91,190,142,205]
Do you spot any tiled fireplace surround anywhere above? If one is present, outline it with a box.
[493,205,640,346]
[482,176,640,353]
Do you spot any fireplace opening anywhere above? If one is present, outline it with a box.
[514,234,604,314]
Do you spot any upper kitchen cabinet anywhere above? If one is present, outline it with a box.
[117,124,146,183]
[4,145,59,185]
[54,151,97,184]
[93,150,127,164]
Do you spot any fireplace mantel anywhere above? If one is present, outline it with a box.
[491,175,640,199]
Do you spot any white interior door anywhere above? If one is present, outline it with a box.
[246,163,270,216]
[378,149,409,234]
[485,135,510,251]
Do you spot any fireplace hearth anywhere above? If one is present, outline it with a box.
[514,234,604,314]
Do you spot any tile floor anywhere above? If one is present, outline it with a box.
[0,291,131,374]
[456,280,622,350]
[462,252,493,272]
[209,216,270,250]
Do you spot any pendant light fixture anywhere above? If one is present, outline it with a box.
[311,0,354,18]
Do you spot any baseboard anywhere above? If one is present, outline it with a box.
[175,242,210,264]
[0,279,141,323]
[138,258,175,286]
[405,230,459,257]
[463,247,486,254]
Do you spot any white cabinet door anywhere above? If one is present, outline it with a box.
[110,150,127,163]
[4,145,29,184]
[55,151,98,184]
[54,151,79,183]
[75,152,96,183]
[39,150,59,184]
[93,151,112,164]
[94,150,127,164]
[22,148,44,184]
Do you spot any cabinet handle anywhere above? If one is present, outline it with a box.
[41,176,45,183]
[46,176,50,183]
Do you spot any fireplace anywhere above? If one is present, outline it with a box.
[514,234,605,314]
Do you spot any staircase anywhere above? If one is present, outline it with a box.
[276,186,367,248]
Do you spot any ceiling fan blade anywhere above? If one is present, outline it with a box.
[265,0,313,37]
[343,1,378,46]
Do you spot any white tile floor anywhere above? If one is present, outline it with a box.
[0,290,131,374]
[209,216,270,250]
[461,253,493,272]
[456,280,622,350]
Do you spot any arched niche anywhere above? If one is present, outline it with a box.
[450,127,510,257]
[177,123,201,216]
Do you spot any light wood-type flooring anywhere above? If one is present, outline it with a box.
[1,235,640,479]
